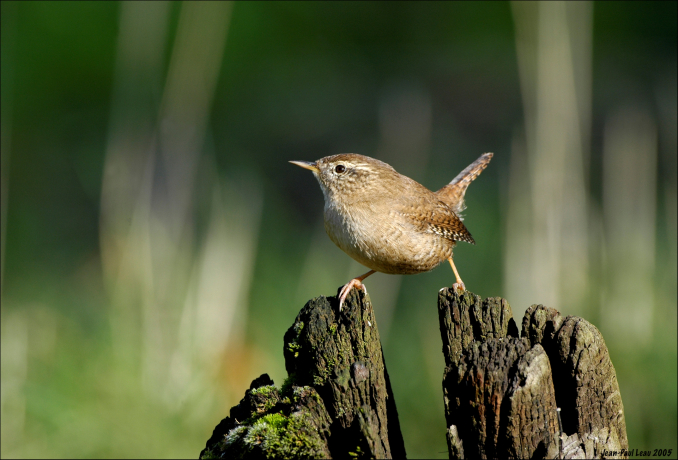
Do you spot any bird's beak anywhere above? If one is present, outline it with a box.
[289,160,319,172]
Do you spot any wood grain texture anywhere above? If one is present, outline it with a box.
[200,288,405,459]
[439,290,628,459]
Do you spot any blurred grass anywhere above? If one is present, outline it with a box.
[1,1,676,458]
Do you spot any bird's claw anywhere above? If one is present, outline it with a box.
[452,282,466,294]
[338,279,367,311]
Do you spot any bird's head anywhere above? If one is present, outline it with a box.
[290,154,395,202]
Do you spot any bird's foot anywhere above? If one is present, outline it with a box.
[452,281,466,294]
[339,279,368,311]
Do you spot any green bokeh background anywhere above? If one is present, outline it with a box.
[1,1,675,458]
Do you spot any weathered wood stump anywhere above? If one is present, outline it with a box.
[201,287,627,459]
[200,288,406,459]
[438,289,628,459]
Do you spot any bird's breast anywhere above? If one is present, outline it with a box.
[323,199,452,274]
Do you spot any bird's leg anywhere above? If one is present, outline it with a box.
[339,270,376,311]
[448,257,466,293]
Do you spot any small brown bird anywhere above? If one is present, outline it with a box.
[290,152,492,309]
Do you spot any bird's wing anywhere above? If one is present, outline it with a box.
[396,198,475,245]
[436,152,493,216]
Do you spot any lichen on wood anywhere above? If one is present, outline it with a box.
[200,376,332,459]
[201,287,406,459]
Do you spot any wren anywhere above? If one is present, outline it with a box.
[290,152,493,309]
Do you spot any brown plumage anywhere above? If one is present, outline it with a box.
[436,152,493,216]
[290,152,493,308]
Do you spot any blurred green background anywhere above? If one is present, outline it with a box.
[1,1,675,458]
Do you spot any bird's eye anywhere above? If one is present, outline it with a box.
[335,164,346,174]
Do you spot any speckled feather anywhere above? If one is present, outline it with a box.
[436,152,493,216]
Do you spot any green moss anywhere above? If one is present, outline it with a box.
[279,412,326,458]
[249,385,277,397]
[312,358,332,386]
[313,364,333,387]
[242,414,287,453]
[333,367,350,390]
[248,385,280,414]
[200,447,216,459]
[348,446,363,458]
[325,356,336,371]
[329,323,337,335]
[262,400,277,413]
[280,373,296,396]
[287,341,302,357]
[223,425,248,448]
[235,411,325,459]
[292,386,313,402]
[255,413,288,432]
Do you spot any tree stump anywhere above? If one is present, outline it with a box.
[200,287,628,459]
[438,289,628,459]
[200,288,406,459]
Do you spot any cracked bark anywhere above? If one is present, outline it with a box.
[438,289,628,460]
[200,287,406,459]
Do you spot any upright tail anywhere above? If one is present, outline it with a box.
[435,152,493,217]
